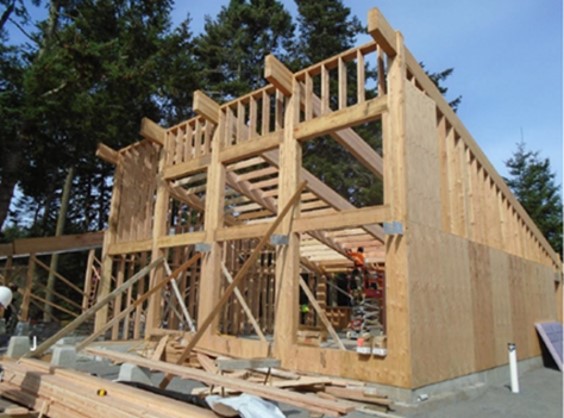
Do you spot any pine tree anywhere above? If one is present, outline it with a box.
[504,141,563,257]
[194,0,294,101]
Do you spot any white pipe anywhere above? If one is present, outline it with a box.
[508,342,519,393]
[30,335,37,351]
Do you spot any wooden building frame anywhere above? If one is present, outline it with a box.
[90,8,561,391]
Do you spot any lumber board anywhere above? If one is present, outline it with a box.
[96,143,119,165]
[12,232,104,257]
[3,359,215,418]
[294,96,387,141]
[294,205,391,233]
[219,131,283,163]
[194,90,220,123]
[367,8,396,57]
[139,117,165,146]
[84,347,354,416]
[163,154,211,180]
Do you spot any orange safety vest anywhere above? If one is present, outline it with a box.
[348,251,365,268]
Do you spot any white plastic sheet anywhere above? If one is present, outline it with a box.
[206,394,286,418]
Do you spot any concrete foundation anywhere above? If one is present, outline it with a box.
[6,336,30,359]
[116,363,153,386]
[51,345,77,368]
[364,356,543,405]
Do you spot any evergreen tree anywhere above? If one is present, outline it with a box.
[194,0,294,101]
[2,0,199,234]
[504,141,563,257]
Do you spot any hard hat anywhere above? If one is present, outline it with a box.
[0,286,13,308]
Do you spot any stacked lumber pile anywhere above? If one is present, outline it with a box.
[0,358,216,418]
[86,338,394,416]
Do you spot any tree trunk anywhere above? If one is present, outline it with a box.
[44,166,74,320]
[0,148,22,231]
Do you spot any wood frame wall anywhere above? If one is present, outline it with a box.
[91,7,562,390]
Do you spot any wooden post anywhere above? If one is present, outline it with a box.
[82,249,96,311]
[95,159,124,331]
[273,75,302,360]
[20,255,36,322]
[197,111,225,340]
[146,122,169,334]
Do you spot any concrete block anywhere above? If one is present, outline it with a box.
[117,363,153,386]
[51,345,77,368]
[6,336,30,359]
[14,321,30,336]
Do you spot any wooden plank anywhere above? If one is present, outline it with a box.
[85,347,353,417]
[76,254,200,351]
[13,232,104,257]
[139,117,165,146]
[156,232,206,249]
[107,239,152,255]
[367,8,397,57]
[160,181,307,389]
[221,263,267,341]
[96,143,119,165]
[299,277,346,350]
[151,335,170,361]
[294,205,390,233]
[219,131,283,164]
[163,154,211,180]
[32,255,85,296]
[25,257,163,358]
[294,96,387,142]
[264,55,293,96]
[193,90,220,124]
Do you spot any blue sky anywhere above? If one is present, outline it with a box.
[7,0,563,186]
[177,0,563,187]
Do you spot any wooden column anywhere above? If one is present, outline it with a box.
[146,123,169,334]
[82,249,95,312]
[197,98,224,338]
[20,255,36,322]
[95,157,123,331]
[273,77,301,359]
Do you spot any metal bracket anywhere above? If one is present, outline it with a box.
[383,221,404,236]
[270,234,289,246]
[195,243,212,253]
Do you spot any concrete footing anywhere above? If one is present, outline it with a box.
[14,321,30,336]
[117,363,153,386]
[51,345,77,368]
[364,356,543,405]
[6,336,30,358]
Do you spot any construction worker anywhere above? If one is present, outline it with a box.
[346,246,366,269]
[300,303,310,324]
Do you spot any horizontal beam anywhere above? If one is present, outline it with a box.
[139,117,165,146]
[194,90,220,124]
[295,205,391,233]
[367,8,397,57]
[219,131,283,164]
[11,232,104,258]
[163,155,211,180]
[264,54,293,96]
[96,143,119,165]
[215,223,270,241]
[294,96,387,141]
[157,231,206,249]
[107,239,152,255]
